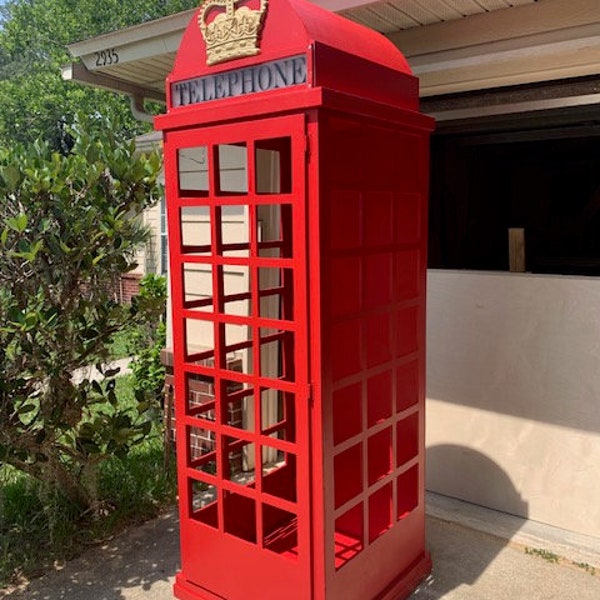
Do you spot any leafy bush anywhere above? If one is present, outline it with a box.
[0,377,177,587]
[129,274,167,402]
[0,117,162,513]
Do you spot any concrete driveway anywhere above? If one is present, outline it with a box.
[3,495,600,600]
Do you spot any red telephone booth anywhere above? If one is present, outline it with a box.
[156,1,434,599]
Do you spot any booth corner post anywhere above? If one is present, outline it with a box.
[155,1,434,599]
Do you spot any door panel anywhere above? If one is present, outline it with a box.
[165,114,311,599]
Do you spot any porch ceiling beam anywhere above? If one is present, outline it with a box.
[66,9,195,59]
[388,0,600,96]
[389,0,600,56]
[61,62,166,103]
[311,0,381,10]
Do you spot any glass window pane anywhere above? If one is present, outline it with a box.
[257,203,293,259]
[180,206,211,254]
[179,146,209,195]
[255,138,292,194]
[218,143,248,195]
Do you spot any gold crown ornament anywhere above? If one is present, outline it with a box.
[199,0,269,66]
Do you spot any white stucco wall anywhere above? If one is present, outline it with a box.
[426,269,600,538]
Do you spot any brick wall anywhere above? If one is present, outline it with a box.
[79,273,142,305]
[118,273,142,304]
[162,349,244,473]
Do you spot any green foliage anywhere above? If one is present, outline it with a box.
[525,547,561,563]
[0,465,83,583]
[574,562,597,577]
[0,0,200,147]
[129,274,168,403]
[0,376,177,587]
[108,276,168,360]
[132,321,167,398]
[108,327,137,360]
[0,117,162,512]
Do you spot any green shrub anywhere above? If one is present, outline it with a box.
[0,375,176,588]
[0,117,162,513]
[129,274,167,402]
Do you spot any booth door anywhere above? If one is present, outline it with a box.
[166,114,312,599]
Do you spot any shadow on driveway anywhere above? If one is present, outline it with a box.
[410,444,527,599]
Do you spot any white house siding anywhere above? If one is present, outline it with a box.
[139,200,161,275]
[426,269,600,537]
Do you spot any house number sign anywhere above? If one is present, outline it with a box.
[95,48,120,67]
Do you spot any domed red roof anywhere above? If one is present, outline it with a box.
[169,0,412,83]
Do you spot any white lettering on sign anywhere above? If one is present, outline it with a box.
[172,55,307,107]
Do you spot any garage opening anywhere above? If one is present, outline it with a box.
[429,115,600,276]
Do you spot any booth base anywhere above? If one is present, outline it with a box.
[174,574,224,600]
[174,552,431,600]
[376,552,432,600]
